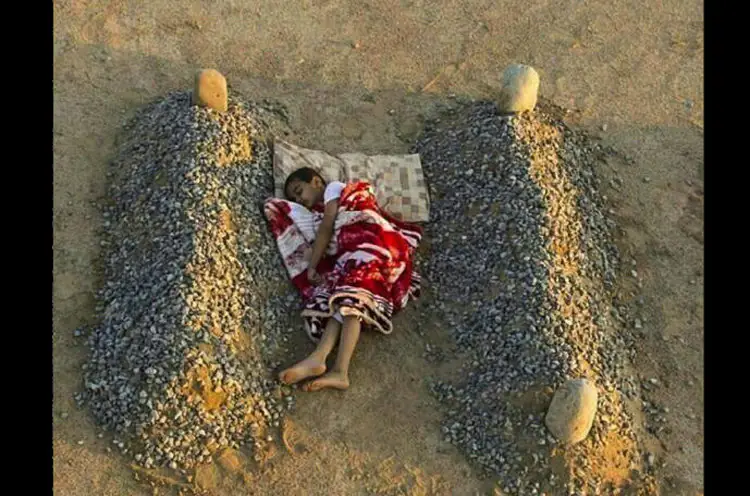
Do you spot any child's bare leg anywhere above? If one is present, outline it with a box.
[279,318,341,384]
[304,315,360,391]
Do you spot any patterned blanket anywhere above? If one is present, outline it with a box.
[264,181,422,342]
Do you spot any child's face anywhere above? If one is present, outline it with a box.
[286,177,324,208]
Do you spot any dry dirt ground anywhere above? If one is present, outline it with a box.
[53,1,703,494]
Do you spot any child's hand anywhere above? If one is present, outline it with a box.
[307,267,322,286]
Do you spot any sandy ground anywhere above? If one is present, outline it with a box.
[53,1,703,494]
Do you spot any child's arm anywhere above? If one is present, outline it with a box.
[307,199,339,284]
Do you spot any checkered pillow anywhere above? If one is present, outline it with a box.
[339,153,430,223]
[273,140,430,223]
[273,140,345,199]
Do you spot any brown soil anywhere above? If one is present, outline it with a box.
[54,1,703,494]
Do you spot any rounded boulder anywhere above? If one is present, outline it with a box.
[496,64,540,114]
[544,378,598,445]
[193,69,228,112]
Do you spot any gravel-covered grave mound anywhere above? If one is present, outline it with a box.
[80,92,299,473]
[414,102,648,495]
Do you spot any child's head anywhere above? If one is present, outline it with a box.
[284,167,326,208]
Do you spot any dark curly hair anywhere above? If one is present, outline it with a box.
[283,167,325,199]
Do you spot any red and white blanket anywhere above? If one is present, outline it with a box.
[264,181,422,342]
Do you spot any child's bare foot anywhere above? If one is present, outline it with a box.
[302,370,350,391]
[279,358,326,385]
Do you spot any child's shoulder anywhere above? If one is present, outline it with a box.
[325,180,346,192]
[323,181,346,205]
